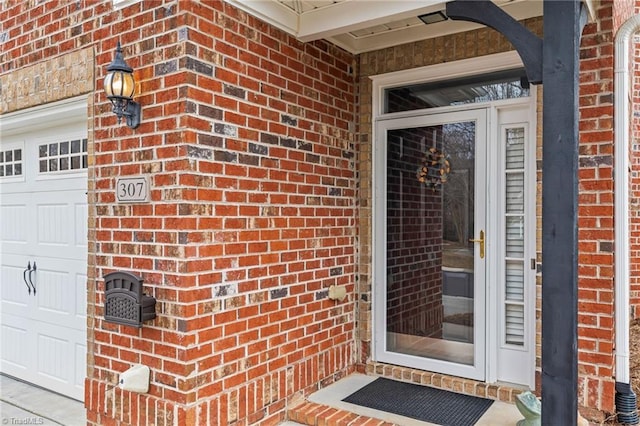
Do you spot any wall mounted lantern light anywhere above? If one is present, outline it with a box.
[104,41,141,129]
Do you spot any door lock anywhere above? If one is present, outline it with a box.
[469,230,485,259]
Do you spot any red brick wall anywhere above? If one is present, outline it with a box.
[577,0,635,417]
[1,1,356,424]
[3,0,638,422]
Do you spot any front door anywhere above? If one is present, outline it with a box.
[374,109,487,381]
[373,103,535,387]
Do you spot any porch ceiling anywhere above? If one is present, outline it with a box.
[227,0,545,54]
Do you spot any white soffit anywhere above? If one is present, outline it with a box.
[295,1,447,41]
[226,0,300,35]
[330,1,543,54]
[227,0,544,54]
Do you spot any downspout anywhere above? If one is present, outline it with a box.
[614,13,640,425]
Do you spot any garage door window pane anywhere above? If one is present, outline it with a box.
[0,147,23,178]
[38,139,88,174]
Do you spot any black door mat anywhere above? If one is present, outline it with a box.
[342,377,494,426]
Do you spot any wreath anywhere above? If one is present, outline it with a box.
[416,147,451,190]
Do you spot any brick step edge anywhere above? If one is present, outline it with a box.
[287,400,398,426]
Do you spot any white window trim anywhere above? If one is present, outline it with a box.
[371,50,525,121]
[0,141,26,183]
[34,132,89,182]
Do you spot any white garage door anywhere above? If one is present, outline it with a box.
[1,98,88,401]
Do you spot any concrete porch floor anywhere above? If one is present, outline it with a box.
[0,375,85,426]
[283,374,524,426]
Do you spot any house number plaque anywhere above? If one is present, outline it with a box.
[116,176,150,203]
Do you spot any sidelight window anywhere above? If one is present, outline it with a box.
[503,126,527,346]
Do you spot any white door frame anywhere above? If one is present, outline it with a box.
[487,102,537,387]
[373,108,488,381]
[370,52,537,388]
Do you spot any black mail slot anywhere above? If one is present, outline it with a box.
[103,271,156,328]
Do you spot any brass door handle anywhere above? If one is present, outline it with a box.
[469,230,485,259]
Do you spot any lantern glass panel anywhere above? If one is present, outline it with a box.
[104,70,135,99]
[104,72,115,98]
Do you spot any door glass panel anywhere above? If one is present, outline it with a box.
[385,121,476,366]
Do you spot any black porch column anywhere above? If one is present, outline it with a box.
[541,1,583,424]
[446,0,586,422]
